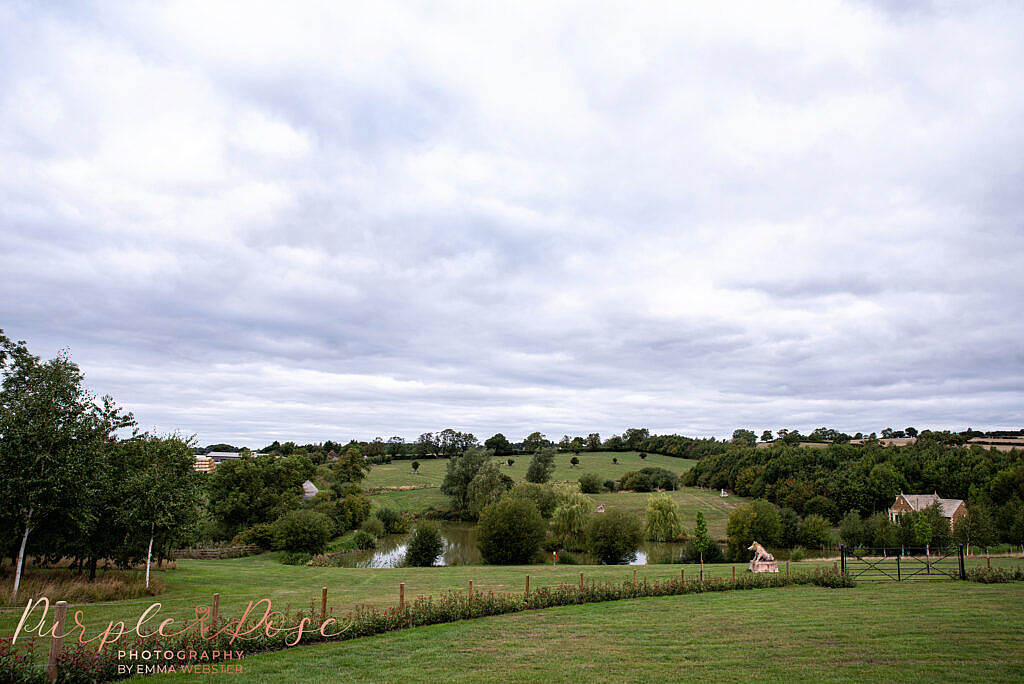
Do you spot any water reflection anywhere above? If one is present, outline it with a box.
[342,522,687,568]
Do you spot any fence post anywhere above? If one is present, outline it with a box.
[399,583,405,608]
[786,561,789,577]
[321,587,328,620]
[633,568,637,584]
[896,555,901,582]
[681,569,685,584]
[840,545,846,575]
[958,544,966,580]
[525,574,530,596]
[210,593,220,632]
[580,572,584,589]
[987,555,991,569]
[45,600,67,683]
[732,566,735,581]
[469,580,473,598]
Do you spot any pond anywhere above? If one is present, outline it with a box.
[340,522,690,568]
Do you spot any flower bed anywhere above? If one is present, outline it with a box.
[1,568,851,683]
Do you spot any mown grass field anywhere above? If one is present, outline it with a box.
[3,554,1020,647]
[362,451,695,490]
[149,581,1024,683]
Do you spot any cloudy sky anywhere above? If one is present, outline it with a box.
[2,1,1023,446]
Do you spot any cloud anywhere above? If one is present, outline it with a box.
[1,1,1023,445]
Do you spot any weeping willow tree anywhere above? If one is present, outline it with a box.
[644,493,683,542]
[553,491,592,551]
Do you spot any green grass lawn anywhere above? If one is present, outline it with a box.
[362,451,695,490]
[148,581,1024,683]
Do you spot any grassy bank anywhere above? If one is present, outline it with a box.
[148,581,1024,682]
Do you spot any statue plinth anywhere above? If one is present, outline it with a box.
[749,560,779,573]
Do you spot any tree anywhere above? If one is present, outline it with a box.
[570,455,580,468]
[586,510,643,564]
[839,511,864,548]
[333,445,369,483]
[415,432,437,457]
[208,453,314,537]
[484,433,512,455]
[523,432,547,453]
[119,434,202,587]
[506,458,515,468]
[440,448,491,512]
[691,511,714,572]
[467,461,513,517]
[525,448,556,483]
[623,428,650,450]
[412,460,420,473]
[0,336,134,599]
[578,473,603,494]
[612,457,618,464]
[508,482,561,517]
[731,429,757,447]
[477,498,545,564]
[552,491,592,551]
[799,514,831,548]
[644,494,683,541]
[779,507,801,547]
[405,522,444,567]
[586,433,602,451]
[905,427,918,438]
[760,430,773,443]
[386,436,405,458]
[725,500,782,560]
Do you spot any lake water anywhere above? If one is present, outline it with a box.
[340,522,689,568]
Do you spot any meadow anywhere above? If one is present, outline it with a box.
[363,451,739,536]
[147,581,1024,683]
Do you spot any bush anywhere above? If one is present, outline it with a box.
[375,507,411,534]
[405,522,445,567]
[967,566,1024,583]
[680,540,726,564]
[789,546,806,562]
[604,479,616,492]
[361,517,386,538]
[316,492,372,534]
[579,473,603,494]
[352,530,377,550]
[271,510,334,555]
[477,498,546,564]
[726,499,782,560]
[232,522,274,549]
[586,510,643,564]
[619,467,679,492]
[279,551,313,565]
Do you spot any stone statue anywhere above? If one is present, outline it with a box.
[747,541,779,573]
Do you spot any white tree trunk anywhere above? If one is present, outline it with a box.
[145,533,154,588]
[12,508,33,602]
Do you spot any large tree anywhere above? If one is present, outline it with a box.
[441,448,491,512]
[0,333,134,599]
[207,452,314,537]
[484,433,512,456]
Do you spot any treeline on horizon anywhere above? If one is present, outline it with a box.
[197,424,1024,465]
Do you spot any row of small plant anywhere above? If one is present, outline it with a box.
[965,566,1024,583]
[0,567,851,683]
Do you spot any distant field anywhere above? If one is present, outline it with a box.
[150,581,1024,683]
[363,451,725,524]
[363,451,695,490]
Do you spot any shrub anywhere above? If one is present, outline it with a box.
[361,517,386,538]
[570,456,580,468]
[477,498,546,564]
[271,510,334,555]
[967,566,1024,583]
[525,449,557,483]
[586,510,643,564]
[680,540,726,564]
[726,499,782,560]
[789,546,806,562]
[603,479,616,492]
[405,522,445,567]
[375,507,411,534]
[232,522,274,549]
[317,492,372,534]
[411,460,420,473]
[644,493,684,541]
[579,473,603,494]
[612,457,617,464]
[352,530,377,550]
[279,551,313,565]
[619,467,679,492]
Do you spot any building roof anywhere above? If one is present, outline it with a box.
[895,493,965,518]
[207,451,242,462]
[302,480,319,499]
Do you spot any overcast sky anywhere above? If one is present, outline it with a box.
[2,1,1023,447]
